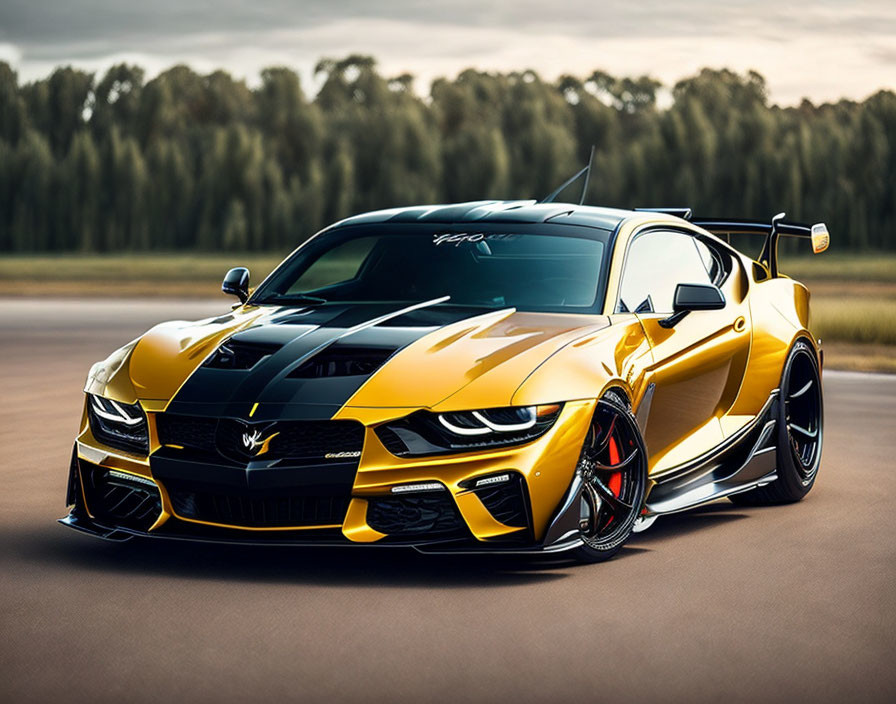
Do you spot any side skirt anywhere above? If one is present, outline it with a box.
[644,392,779,516]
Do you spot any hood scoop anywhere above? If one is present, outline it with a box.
[203,340,283,370]
[288,346,396,379]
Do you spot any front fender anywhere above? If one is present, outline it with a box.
[511,315,653,410]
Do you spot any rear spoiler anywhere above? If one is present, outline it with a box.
[635,208,830,278]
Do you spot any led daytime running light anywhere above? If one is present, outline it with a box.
[391,482,445,494]
[91,397,143,426]
[438,415,492,436]
[473,408,535,432]
[107,470,157,488]
[474,473,511,488]
[437,406,539,436]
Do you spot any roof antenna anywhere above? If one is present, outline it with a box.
[579,145,595,205]
[539,145,596,204]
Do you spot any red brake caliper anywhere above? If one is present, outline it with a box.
[608,436,623,496]
[598,435,625,530]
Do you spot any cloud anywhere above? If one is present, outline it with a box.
[1,1,894,104]
[0,42,23,67]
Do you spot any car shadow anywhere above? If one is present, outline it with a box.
[20,523,585,588]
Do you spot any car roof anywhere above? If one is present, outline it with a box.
[331,200,635,233]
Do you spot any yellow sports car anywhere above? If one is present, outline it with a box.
[62,200,828,562]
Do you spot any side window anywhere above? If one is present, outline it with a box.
[693,238,721,282]
[618,231,715,314]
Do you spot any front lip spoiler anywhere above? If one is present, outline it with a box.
[58,510,583,553]
[58,513,135,542]
[412,536,583,555]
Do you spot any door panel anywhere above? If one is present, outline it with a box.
[616,229,752,475]
[638,303,751,472]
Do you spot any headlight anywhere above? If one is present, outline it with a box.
[86,394,149,455]
[376,404,563,457]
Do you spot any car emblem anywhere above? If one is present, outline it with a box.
[241,428,279,456]
[242,430,263,450]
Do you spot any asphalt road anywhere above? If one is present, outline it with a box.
[2,299,895,704]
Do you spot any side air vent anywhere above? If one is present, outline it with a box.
[79,460,163,532]
[203,340,282,370]
[288,346,395,379]
[375,426,408,455]
[470,473,530,529]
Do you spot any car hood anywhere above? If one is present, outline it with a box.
[90,300,611,421]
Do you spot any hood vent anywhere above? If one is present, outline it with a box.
[288,346,395,379]
[203,340,283,370]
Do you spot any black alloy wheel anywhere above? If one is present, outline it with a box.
[572,393,648,563]
[730,338,823,505]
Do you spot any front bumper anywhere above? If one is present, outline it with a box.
[61,400,595,553]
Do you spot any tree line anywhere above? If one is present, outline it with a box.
[0,56,894,253]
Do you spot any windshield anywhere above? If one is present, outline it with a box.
[251,225,610,313]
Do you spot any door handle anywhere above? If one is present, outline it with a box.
[733,316,747,333]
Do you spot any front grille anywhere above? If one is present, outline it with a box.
[156,413,217,450]
[80,460,162,532]
[366,493,467,539]
[275,421,364,461]
[165,480,351,528]
[156,415,365,465]
[154,415,363,530]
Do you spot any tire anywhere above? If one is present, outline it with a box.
[571,392,649,563]
[729,338,823,505]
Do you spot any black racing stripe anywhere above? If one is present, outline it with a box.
[164,303,488,421]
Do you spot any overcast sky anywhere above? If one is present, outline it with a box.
[1,1,894,105]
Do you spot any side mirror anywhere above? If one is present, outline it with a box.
[222,267,249,303]
[673,283,725,311]
[660,283,725,328]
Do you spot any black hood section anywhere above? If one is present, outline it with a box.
[164,302,486,421]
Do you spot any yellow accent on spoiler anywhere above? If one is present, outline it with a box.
[811,224,830,254]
